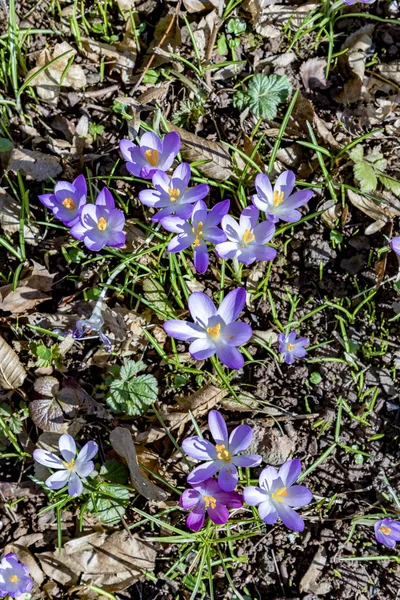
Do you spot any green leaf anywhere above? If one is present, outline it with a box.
[120,360,146,380]
[100,460,129,484]
[106,360,158,416]
[353,160,377,193]
[378,174,400,196]
[0,138,13,153]
[87,483,130,524]
[349,145,364,162]
[143,278,171,316]
[246,74,292,120]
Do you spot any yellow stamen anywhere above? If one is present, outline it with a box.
[192,221,204,247]
[204,495,217,509]
[380,525,392,535]
[273,190,285,207]
[144,148,159,167]
[168,187,180,202]
[62,197,76,210]
[271,486,288,503]
[241,229,255,247]
[9,575,18,583]
[97,217,107,231]
[62,458,75,472]
[215,443,231,462]
[287,343,295,351]
[206,323,221,339]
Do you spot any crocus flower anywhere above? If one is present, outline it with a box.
[0,554,33,598]
[120,131,180,179]
[374,518,400,548]
[390,237,400,256]
[73,314,112,352]
[138,163,209,222]
[278,331,310,364]
[39,174,87,226]
[243,459,313,532]
[180,478,243,531]
[343,0,375,4]
[252,171,314,223]
[33,433,98,497]
[215,206,277,265]
[182,410,262,492]
[164,288,252,370]
[70,187,125,251]
[161,200,230,273]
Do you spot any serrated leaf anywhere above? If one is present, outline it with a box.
[0,336,27,390]
[349,146,364,162]
[87,483,130,524]
[120,360,146,380]
[247,74,292,120]
[353,160,377,193]
[378,174,400,196]
[108,373,158,416]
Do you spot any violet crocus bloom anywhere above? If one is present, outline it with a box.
[215,206,277,265]
[39,174,87,226]
[252,171,314,224]
[374,518,400,548]
[139,163,209,222]
[120,131,180,179]
[343,0,375,4]
[180,478,243,531]
[0,553,33,598]
[390,237,400,256]
[182,410,262,492]
[278,331,310,364]
[164,288,252,370]
[161,200,230,274]
[33,433,98,497]
[243,459,313,532]
[70,187,125,251]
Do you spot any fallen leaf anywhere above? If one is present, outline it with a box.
[299,547,332,595]
[30,377,79,432]
[347,189,400,235]
[0,188,40,244]
[300,57,329,92]
[38,530,156,592]
[110,427,168,501]
[336,25,374,104]
[0,260,55,314]
[183,0,218,12]
[0,335,27,389]
[166,123,233,181]
[377,60,400,85]
[7,148,62,181]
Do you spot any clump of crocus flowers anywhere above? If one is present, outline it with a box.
[0,554,33,598]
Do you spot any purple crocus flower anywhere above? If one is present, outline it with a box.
[215,206,277,265]
[164,288,252,370]
[374,518,400,548]
[33,433,98,497]
[70,187,125,251]
[119,131,180,179]
[390,237,400,256]
[252,171,314,224]
[182,410,262,492]
[180,478,243,531]
[161,200,230,274]
[278,331,310,364]
[138,163,209,222]
[39,174,87,226]
[343,0,375,4]
[0,553,33,598]
[243,459,313,532]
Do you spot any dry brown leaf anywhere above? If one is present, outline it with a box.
[30,376,79,432]
[299,547,332,595]
[378,60,400,85]
[166,123,233,181]
[300,57,329,92]
[347,189,400,235]
[336,25,374,104]
[26,42,86,105]
[110,427,168,501]
[38,530,156,592]
[0,336,27,389]
[0,260,55,314]
[82,36,136,84]
[183,0,218,12]
[0,187,40,244]
[7,148,62,182]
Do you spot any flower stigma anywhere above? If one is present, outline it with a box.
[380,525,392,535]
[203,495,217,509]
[62,197,76,210]
[9,575,18,583]
[97,217,107,231]
[273,190,285,207]
[287,343,295,350]
[63,459,75,472]
[241,229,255,247]
[215,444,231,462]
[168,187,180,202]
[207,323,221,339]
[271,486,288,503]
[144,148,159,166]
[192,221,204,247]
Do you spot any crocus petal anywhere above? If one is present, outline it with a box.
[207,502,230,525]
[255,173,273,199]
[70,222,87,240]
[204,226,226,244]
[109,231,126,248]
[240,205,259,231]
[258,499,278,524]
[284,485,313,508]
[38,193,56,209]
[45,470,70,490]
[74,461,94,478]
[221,215,241,242]
[164,320,206,341]
[229,424,253,454]
[33,449,64,469]
[208,410,229,445]
[275,170,296,198]
[68,472,83,496]
[191,200,208,226]
[276,504,305,532]
[215,241,239,259]
[119,138,136,162]
[73,174,87,197]
[194,243,209,274]
[274,208,302,223]
[180,488,201,510]
[243,486,268,506]
[251,245,277,263]
[188,292,217,326]
[232,454,262,468]
[278,459,302,487]
[59,434,76,463]
[96,187,115,209]
[217,288,246,324]
[168,234,194,253]
[292,346,307,359]
[390,237,400,256]
[181,185,210,204]
[214,490,243,508]
[253,220,276,244]
[75,440,98,465]
[141,131,163,153]
[187,460,222,484]
[215,343,244,370]
[218,463,238,492]
[83,234,107,252]
[189,337,216,360]
[259,466,278,491]
[160,215,189,234]
[375,528,394,548]
[207,200,230,227]
[138,189,164,208]
[182,437,217,461]
[221,322,252,347]
[159,132,181,170]
[285,189,314,209]
[186,504,205,531]
[108,210,125,230]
